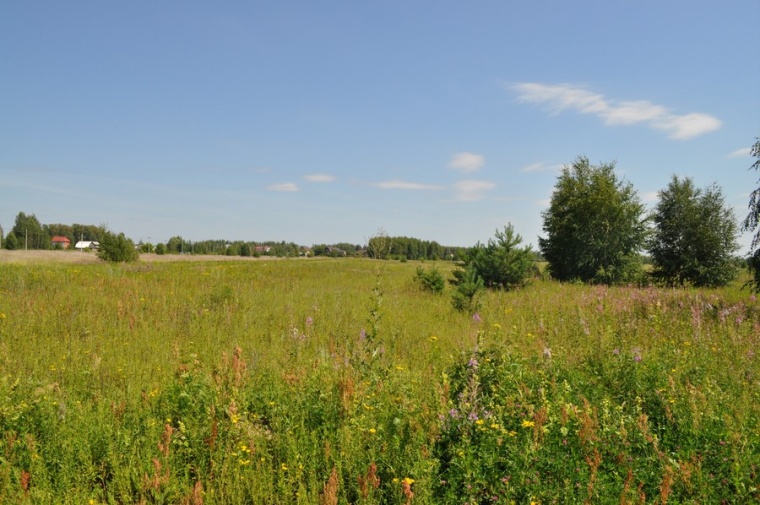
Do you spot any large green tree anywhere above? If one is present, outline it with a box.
[539,157,648,285]
[741,138,760,291]
[649,176,739,287]
[8,212,49,249]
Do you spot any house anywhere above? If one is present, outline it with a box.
[74,241,100,251]
[254,246,271,254]
[51,236,71,249]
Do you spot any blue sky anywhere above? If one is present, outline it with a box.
[2,1,759,250]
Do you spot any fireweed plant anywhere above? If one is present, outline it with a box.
[0,259,757,503]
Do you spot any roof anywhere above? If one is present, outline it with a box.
[74,241,100,249]
[51,236,71,242]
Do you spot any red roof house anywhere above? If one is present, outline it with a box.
[52,236,71,249]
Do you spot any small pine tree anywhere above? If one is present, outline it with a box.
[414,266,446,294]
[451,264,485,313]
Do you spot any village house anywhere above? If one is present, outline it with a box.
[51,236,71,249]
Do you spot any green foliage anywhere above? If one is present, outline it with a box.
[539,157,648,285]
[97,229,139,262]
[3,232,19,250]
[649,176,739,287]
[742,138,760,292]
[451,264,485,313]
[455,224,537,291]
[10,212,50,249]
[414,266,446,294]
[155,243,166,255]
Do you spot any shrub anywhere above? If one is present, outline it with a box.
[414,266,446,294]
[98,230,139,262]
[451,264,484,313]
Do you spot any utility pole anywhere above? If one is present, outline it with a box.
[25,229,28,250]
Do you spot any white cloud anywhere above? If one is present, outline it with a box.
[521,162,563,173]
[304,174,336,182]
[728,147,752,158]
[448,152,485,173]
[452,180,496,201]
[511,83,722,140]
[267,182,299,192]
[374,180,443,190]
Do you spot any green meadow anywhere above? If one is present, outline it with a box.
[0,258,758,504]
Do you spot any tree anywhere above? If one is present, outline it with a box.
[98,229,139,262]
[742,138,760,291]
[10,212,50,249]
[539,157,648,285]
[452,224,536,291]
[649,176,739,287]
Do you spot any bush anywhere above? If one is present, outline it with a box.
[98,230,139,262]
[451,264,484,313]
[414,266,446,294]
[452,224,536,291]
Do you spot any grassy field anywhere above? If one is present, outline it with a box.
[0,256,758,504]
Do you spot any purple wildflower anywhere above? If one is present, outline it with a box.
[612,348,620,356]
[472,313,482,323]
[468,411,479,422]
[449,408,460,419]
[468,357,479,369]
[359,328,366,340]
[306,316,314,327]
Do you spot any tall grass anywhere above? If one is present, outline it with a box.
[0,258,757,503]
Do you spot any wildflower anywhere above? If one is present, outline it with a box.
[612,348,620,356]
[281,463,288,471]
[468,412,479,422]
[472,313,482,323]
[543,347,552,360]
[0,313,5,319]
[402,477,415,485]
[475,419,485,426]
[492,323,501,330]
[521,420,535,428]
[306,316,314,326]
[360,328,367,340]
[368,428,376,434]
[428,335,438,342]
[448,408,460,419]
[395,365,404,371]
[467,357,479,369]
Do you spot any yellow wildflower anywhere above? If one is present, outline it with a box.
[402,477,415,485]
[368,428,377,434]
[521,420,535,428]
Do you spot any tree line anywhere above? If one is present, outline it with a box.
[437,143,760,313]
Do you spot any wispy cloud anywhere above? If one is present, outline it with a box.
[452,180,496,201]
[267,182,299,192]
[521,162,563,173]
[374,180,443,190]
[727,147,752,158]
[448,152,485,173]
[304,174,336,182]
[511,83,721,140]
